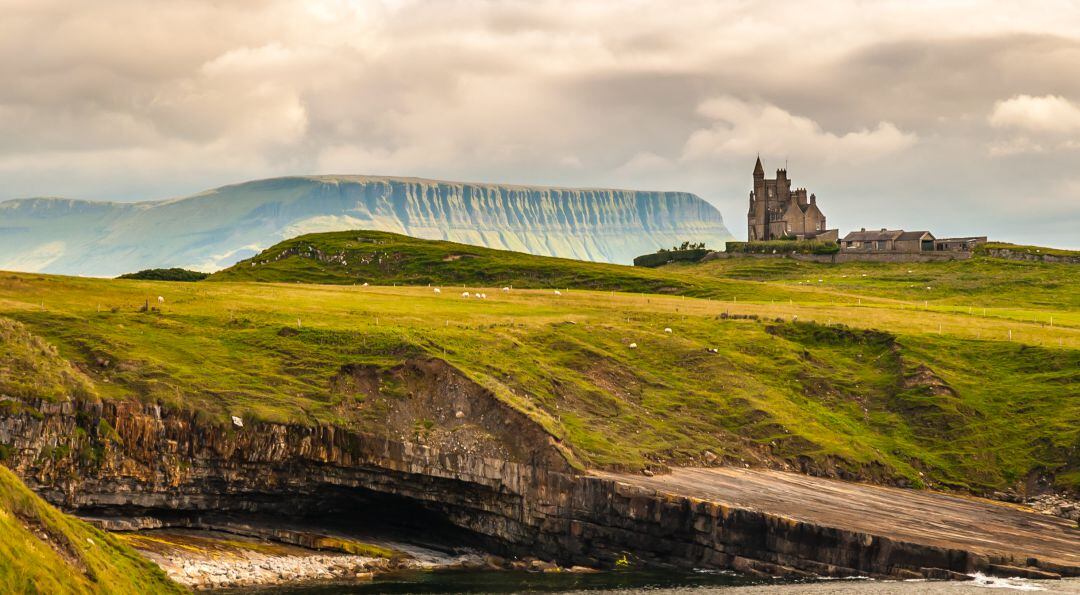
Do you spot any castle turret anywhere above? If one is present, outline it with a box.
[753,156,764,179]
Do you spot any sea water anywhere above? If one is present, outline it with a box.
[233,571,1080,594]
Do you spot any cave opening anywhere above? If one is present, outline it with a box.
[75,482,501,557]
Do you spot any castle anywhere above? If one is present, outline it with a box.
[747,157,837,242]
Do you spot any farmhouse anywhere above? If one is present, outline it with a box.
[841,229,987,253]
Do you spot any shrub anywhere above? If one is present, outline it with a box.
[117,268,209,281]
[633,249,712,268]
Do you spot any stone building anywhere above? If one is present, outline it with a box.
[747,157,836,241]
[842,229,987,253]
[841,229,935,252]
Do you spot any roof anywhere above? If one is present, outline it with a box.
[843,229,933,242]
[843,229,903,242]
[753,156,764,176]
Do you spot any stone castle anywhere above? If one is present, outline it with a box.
[744,156,985,255]
[747,157,837,242]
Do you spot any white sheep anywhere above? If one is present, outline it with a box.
[628,342,638,349]
[554,290,562,296]
[433,287,441,294]
[362,282,369,287]
[462,291,471,298]
[157,296,164,303]
[501,287,510,292]
[664,327,672,334]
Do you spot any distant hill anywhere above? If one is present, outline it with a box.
[210,230,702,293]
[0,175,732,277]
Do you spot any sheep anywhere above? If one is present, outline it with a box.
[362,282,369,287]
[157,296,165,303]
[461,291,471,298]
[433,287,441,294]
[628,342,638,349]
[501,287,510,292]
[554,290,562,296]
[664,327,672,334]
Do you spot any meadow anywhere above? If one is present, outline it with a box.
[0,231,1077,495]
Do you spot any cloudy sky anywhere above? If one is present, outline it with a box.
[2,0,1079,246]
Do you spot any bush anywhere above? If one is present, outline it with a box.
[633,249,712,268]
[117,268,209,281]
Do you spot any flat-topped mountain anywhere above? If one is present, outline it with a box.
[0,175,732,277]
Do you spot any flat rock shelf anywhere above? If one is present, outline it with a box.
[593,467,1080,578]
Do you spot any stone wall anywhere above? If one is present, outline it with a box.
[706,251,970,264]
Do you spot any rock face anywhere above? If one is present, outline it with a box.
[0,176,733,276]
[1,357,1076,581]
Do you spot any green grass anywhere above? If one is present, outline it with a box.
[4,267,1075,496]
[0,231,1077,496]
[0,466,182,594]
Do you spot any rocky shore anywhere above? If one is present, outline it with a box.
[118,528,489,590]
[145,547,385,590]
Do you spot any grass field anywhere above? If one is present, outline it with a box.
[1,231,1077,496]
[0,466,181,594]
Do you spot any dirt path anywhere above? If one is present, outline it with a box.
[593,468,1080,572]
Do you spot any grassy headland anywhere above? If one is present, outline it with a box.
[0,231,1076,496]
[0,466,181,593]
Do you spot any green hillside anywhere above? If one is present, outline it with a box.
[1,227,1076,495]
[0,466,181,594]
[209,230,711,294]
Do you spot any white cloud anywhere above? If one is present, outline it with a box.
[682,96,916,163]
[989,94,1080,134]
[987,94,1080,155]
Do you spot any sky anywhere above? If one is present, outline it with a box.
[2,0,1079,247]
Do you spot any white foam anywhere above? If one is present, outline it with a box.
[969,572,1046,591]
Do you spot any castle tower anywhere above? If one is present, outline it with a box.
[746,157,829,242]
[750,156,767,240]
